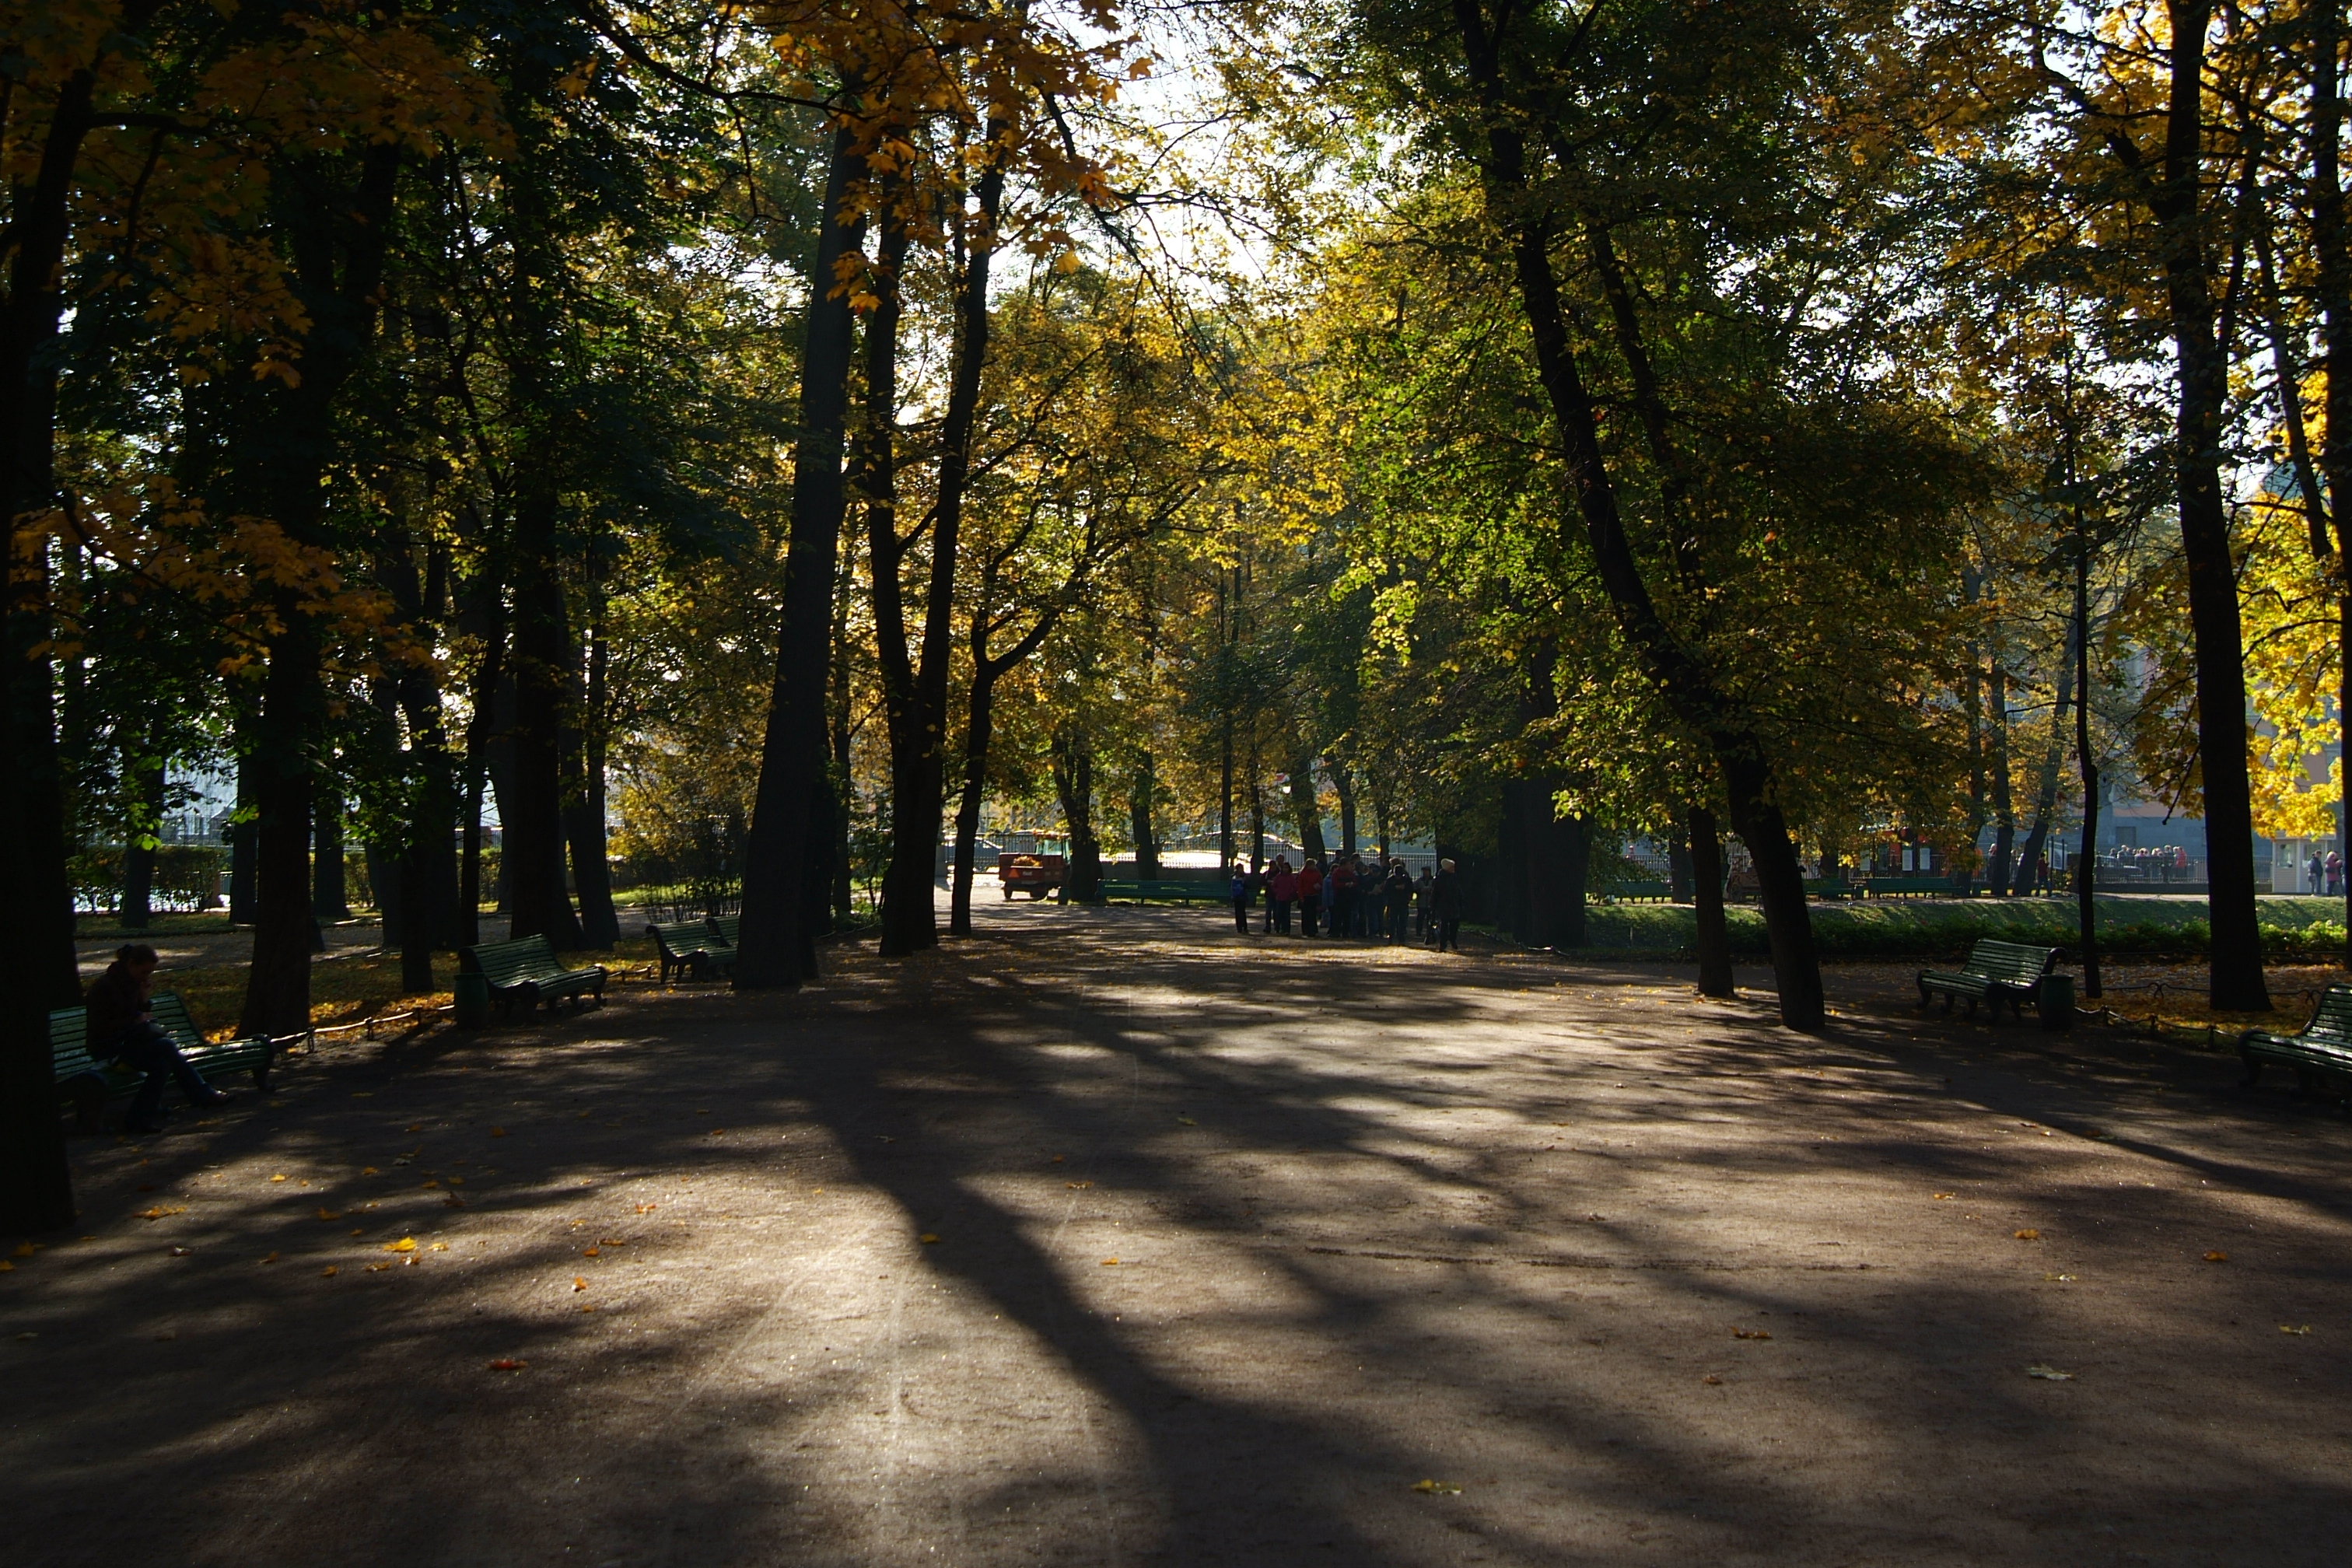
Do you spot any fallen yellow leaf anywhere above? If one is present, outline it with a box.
[1733,1328,1772,1341]
[1702,1374,1723,1385]
[2282,1325,2312,1335]
[583,1247,600,1258]
[572,1276,587,1291]
[1175,1115,1198,1126]
[919,1234,940,1244]
[2014,1229,2041,1241]
[367,1262,392,1272]
[12,1243,35,1257]
[1101,1258,1120,1266]
[635,1203,656,1214]
[316,1209,341,1221]
[320,1266,338,1278]
[2025,1363,2073,1381]
[362,1167,380,1176]
[1932,1193,1955,1200]
[269,1174,288,1184]
[383,1237,418,1254]
[430,1243,449,1252]
[1411,1479,1461,1495]
[260,1251,278,1265]
[2204,1251,2230,1263]
[490,1128,507,1137]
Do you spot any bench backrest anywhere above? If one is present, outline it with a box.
[466,934,566,986]
[51,1006,93,1080]
[649,922,709,958]
[2303,983,2352,1043]
[706,915,740,950]
[1961,940,2058,985]
[147,992,210,1052]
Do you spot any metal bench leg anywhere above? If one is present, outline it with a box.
[2240,1056,2263,1089]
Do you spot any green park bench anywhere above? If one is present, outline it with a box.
[706,915,740,950]
[53,991,273,1132]
[1099,879,1231,904]
[1916,939,2058,1023]
[649,921,732,982]
[2240,985,2352,1104]
[460,935,607,1017]
[1865,873,1971,897]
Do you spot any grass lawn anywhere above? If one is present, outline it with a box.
[1575,892,2347,958]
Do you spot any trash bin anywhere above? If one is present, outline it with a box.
[453,971,490,1030]
[2037,973,2075,1031]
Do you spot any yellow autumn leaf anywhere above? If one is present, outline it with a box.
[383,1237,417,1253]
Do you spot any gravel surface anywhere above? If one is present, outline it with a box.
[5,900,2348,1566]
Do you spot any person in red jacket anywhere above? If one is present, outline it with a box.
[1268,857,1298,935]
[1295,858,1323,936]
[1329,856,1358,940]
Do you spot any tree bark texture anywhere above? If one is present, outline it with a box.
[504,475,582,950]
[1689,807,1734,996]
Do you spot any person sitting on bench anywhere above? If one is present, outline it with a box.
[87,943,230,1134]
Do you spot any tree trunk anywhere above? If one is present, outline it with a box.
[873,131,1006,957]
[457,564,504,950]
[505,474,582,950]
[829,526,856,926]
[1986,659,2016,894]
[948,673,998,936]
[1332,757,1358,856]
[229,758,257,926]
[313,788,348,921]
[563,632,618,949]
[1453,0,1818,1026]
[1054,725,1101,902]
[2148,0,2266,1010]
[1668,835,1694,902]
[369,842,404,947]
[2076,539,2102,999]
[236,143,402,1040]
[0,4,172,1231]
[1497,779,1530,941]
[1689,807,1734,996]
[740,121,866,989]
[1554,808,1590,947]
[1288,755,1327,863]
[2308,0,2352,969]
[1130,755,1160,877]
[121,756,166,930]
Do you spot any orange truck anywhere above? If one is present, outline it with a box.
[996,852,1066,900]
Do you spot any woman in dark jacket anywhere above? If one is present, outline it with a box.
[88,944,229,1133]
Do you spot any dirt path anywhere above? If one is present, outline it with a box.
[5,901,2347,1566]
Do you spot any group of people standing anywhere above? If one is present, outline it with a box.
[1229,855,1463,952]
